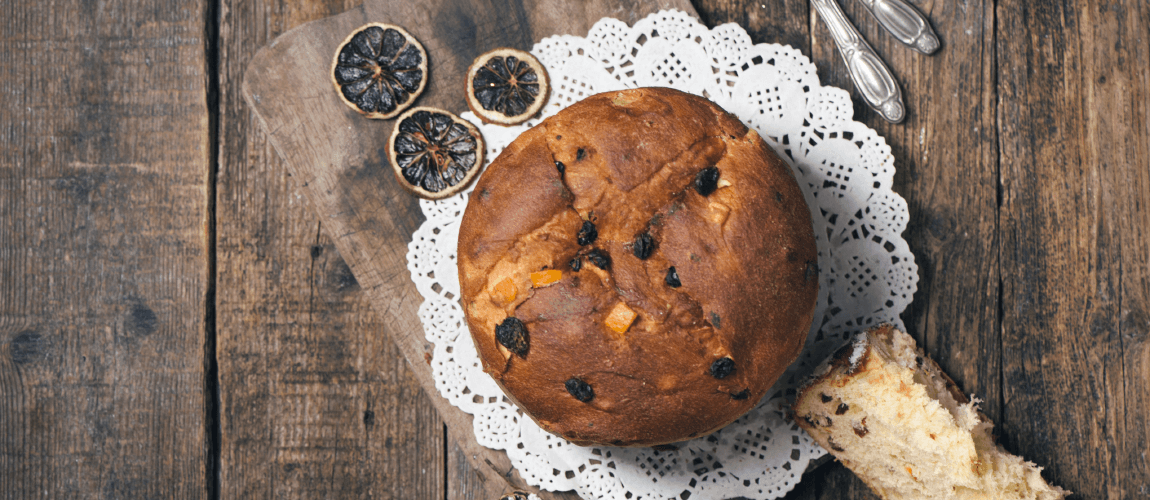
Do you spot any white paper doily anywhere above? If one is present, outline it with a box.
[406,10,918,499]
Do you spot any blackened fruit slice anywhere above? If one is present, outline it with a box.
[665,267,681,287]
[388,107,486,200]
[331,23,427,119]
[466,48,550,125]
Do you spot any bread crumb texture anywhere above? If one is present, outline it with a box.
[458,87,818,446]
[793,324,1070,499]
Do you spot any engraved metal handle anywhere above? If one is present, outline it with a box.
[857,0,940,54]
[811,0,906,123]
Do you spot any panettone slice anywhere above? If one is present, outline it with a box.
[793,324,1069,500]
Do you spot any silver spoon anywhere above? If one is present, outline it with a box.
[811,0,906,123]
[856,0,940,54]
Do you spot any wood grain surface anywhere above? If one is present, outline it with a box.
[216,0,457,498]
[1,0,1147,498]
[0,0,210,497]
[995,2,1150,497]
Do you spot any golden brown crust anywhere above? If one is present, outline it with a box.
[458,88,818,446]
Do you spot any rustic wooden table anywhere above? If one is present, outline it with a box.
[1,0,1147,498]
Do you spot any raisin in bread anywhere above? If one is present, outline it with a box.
[793,324,1069,499]
[458,87,819,446]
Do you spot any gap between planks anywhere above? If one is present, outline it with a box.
[203,0,223,498]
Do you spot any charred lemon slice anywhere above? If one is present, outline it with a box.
[466,48,549,125]
[388,107,485,200]
[331,23,427,119]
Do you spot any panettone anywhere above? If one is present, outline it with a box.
[457,87,818,446]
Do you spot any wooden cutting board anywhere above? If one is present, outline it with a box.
[242,0,694,497]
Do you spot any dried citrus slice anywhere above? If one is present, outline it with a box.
[331,23,427,119]
[465,48,549,125]
[388,107,485,200]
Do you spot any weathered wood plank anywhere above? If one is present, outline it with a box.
[797,0,1000,497]
[997,0,1150,497]
[242,1,691,497]
[216,0,460,498]
[0,0,209,497]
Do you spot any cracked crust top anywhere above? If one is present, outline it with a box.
[457,87,818,446]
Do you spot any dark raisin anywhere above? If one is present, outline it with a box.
[853,426,869,438]
[694,166,720,196]
[576,220,598,246]
[836,403,849,415]
[570,257,582,271]
[730,389,751,400]
[804,416,819,427]
[709,312,722,329]
[665,267,681,288]
[565,377,594,402]
[820,393,833,403]
[710,357,735,379]
[827,436,845,452]
[555,160,565,174]
[495,317,529,357]
[586,249,610,270]
[632,232,654,259]
[576,148,586,161]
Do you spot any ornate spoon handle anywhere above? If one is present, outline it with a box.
[811,0,905,123]
[857,0,940,54]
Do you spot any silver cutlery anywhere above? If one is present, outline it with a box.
[857,0,940,54]
[811,0,907,123]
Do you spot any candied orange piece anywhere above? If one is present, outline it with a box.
[493,277,517,305]
[530,269,562,288]
[604,302,637,334]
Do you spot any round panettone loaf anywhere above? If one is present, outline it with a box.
[457,87,818,447]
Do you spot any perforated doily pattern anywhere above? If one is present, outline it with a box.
[406,10,918,499]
